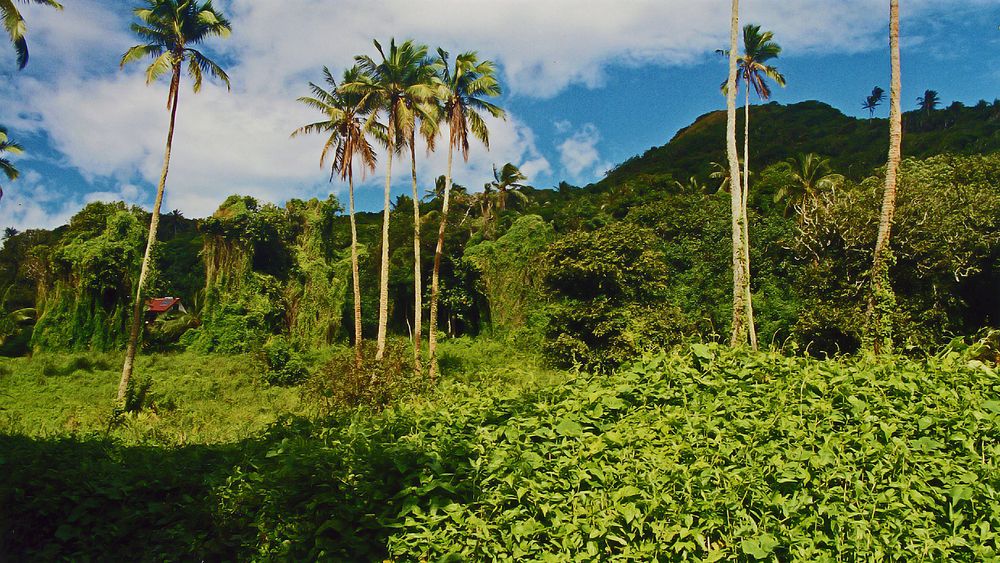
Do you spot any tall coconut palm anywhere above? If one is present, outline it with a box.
[776,153,843,224]
[427,49,503,382]
[0,125,23,203]
[117,0,231,402]
[863,86,885,118]
[2,0,62,69]
[292,66,378,369]
[404,67,439,375]
[724,0,748,347]
[346,39,436,363]
[869,0,902,354]
[722,23,786,349]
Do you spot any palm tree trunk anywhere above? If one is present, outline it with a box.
[869,0,901,354]
[409,135,422,374]
[376,131,394,361]
[349,172,363,369]
[727,0,747,347]
[117,65,180,402]
[742,80,758,350]
[428,141,454,383]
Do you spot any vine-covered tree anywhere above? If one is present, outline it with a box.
[2,0,62,69]
[293,66,378,368]
[117,0,232,402]
[869,0,902,353]
[722,23,787,349]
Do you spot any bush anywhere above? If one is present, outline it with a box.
[541,223,684,372]
[260,337,309,386]
[304,339,416,412]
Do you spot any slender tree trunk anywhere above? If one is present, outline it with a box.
[727,0,747,347]
[349,172,363,369]
[376,127,394,361]
[869,0,902,354]
[428,141,454,383]
[409,134,422,374]
[742,80,758,350]
[118,65,180,402]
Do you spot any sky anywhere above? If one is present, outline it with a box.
[2,0,1000,230]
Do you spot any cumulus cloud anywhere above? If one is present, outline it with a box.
[4,0,999,226]
[0,171,84,231]
[557,123,611,181]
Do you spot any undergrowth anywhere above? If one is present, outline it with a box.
[1,344,998,560]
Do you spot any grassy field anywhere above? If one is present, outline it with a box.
[2,342,998,560]
[0,337,561,445]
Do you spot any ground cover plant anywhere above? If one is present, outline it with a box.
[2,344,998,560]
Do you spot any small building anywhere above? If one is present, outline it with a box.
[145,297,186,323]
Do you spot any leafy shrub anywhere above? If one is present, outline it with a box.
[260,336,309,386]
[304,339,416,412]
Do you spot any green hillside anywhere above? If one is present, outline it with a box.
[600,99,1000,188]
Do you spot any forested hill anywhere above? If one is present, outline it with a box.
[598,99,1000,189]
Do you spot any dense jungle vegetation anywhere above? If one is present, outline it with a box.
[3,99,1000,560]
[3,101,1000,366]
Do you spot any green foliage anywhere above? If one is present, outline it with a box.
[304,339,416,412]
[30,202,146,352]
[190,195,349,353]
[542,222,685,372]
[260,336,309,386]
[4,347,999,559]
[464,215,554,330]
[794,155,1000,353]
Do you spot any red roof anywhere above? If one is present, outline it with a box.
[146,297,181,313]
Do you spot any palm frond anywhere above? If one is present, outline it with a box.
[0,157,19,181]
[144,50,174,84]
[186,47,230,90]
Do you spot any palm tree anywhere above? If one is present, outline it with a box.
[709,157,748,194]
[0,125,23,203]
[724,0,748,348]
[869,0,902,354]
[488,162,528,212]
[346,39,436,363]
[427,49,503,382]
[403,63,439,376]
[674,176,707,194]
[292,65,378,369]
[2,0,62,69]
[775,153,843,224]
[722,23,786,350]
[863,86,885,118]
[117,0,231,403]
[917,89,940,114]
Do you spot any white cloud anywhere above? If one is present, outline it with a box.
[557,123,610,181]
[0,173,82,231]
[4,0,1000,227]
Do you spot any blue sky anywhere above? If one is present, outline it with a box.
[2,0,1000,230]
